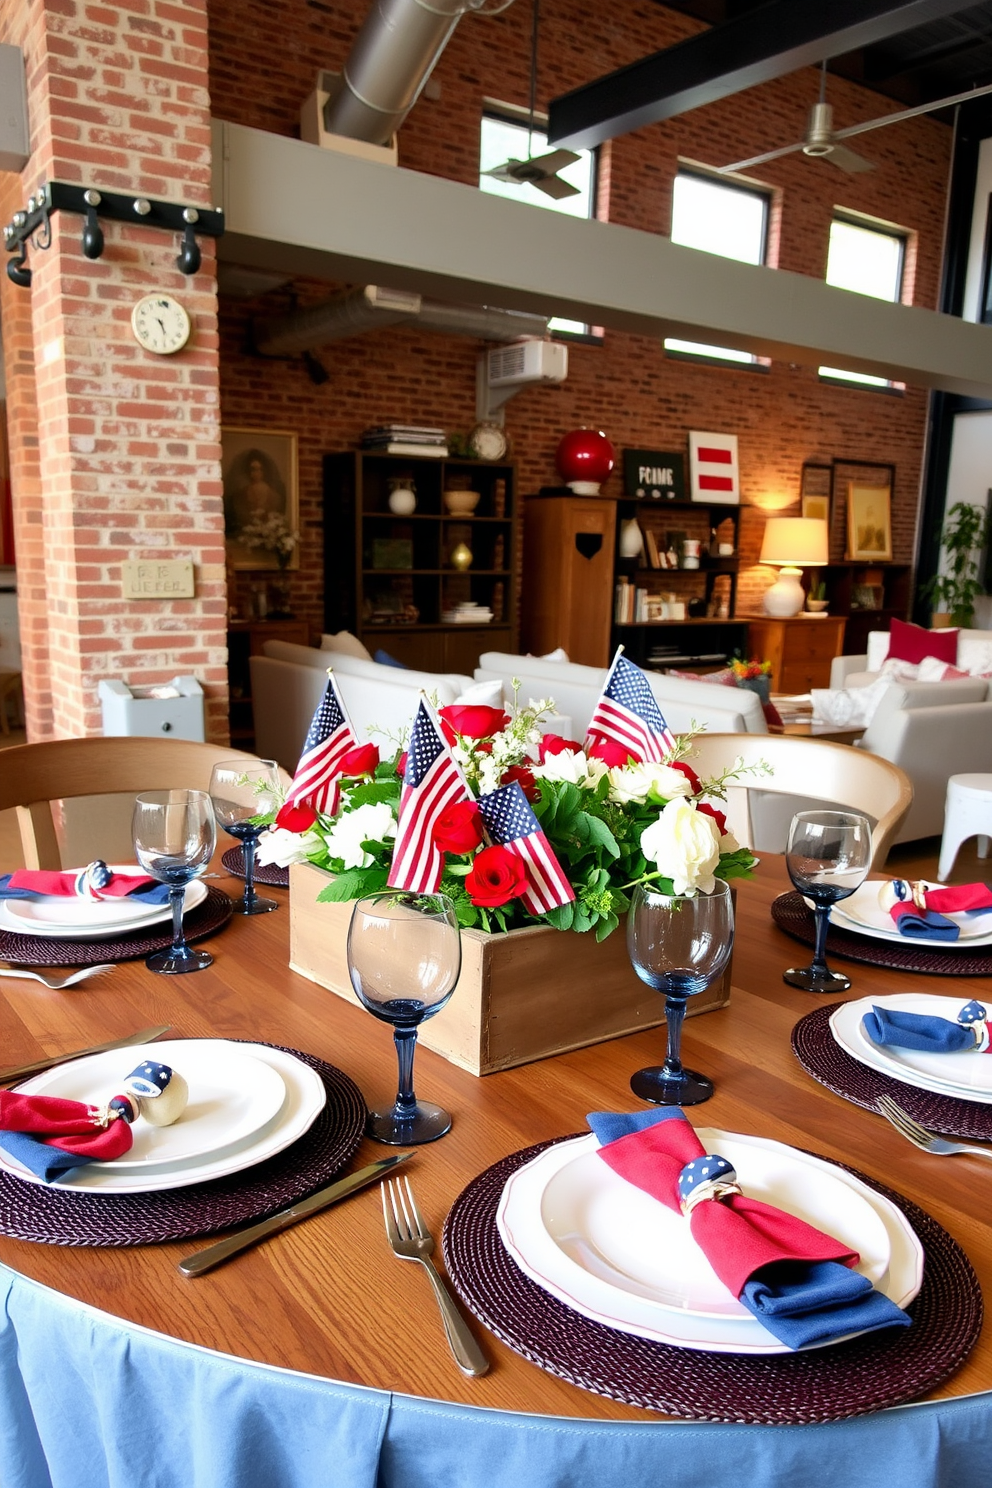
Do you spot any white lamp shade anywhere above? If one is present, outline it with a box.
[759,517,829,567]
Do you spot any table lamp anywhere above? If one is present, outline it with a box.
[759,517,829,617]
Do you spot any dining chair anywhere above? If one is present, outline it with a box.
[685,733,912,871]
[0,737,291,870]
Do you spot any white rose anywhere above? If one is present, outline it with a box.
[256,827,323,869]
[534,748,608,790]
[639,798,722,896]
[642,763,695,802]
[607,763,652,804]
[324,801,397,870]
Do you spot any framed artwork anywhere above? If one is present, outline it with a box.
[622,448,685,501]
[832,459,895,563]
[688,431,739,505]
[800,462,832,525]
[846,482,893,561]
[222,427,299,571]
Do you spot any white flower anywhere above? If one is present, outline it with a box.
[256,827,323,869]
[607,761,695,805]
[640,798,722,896]
[324,801,397,870]
[533,749,608,790]
[642,764,695,803]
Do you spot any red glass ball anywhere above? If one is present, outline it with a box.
[555,428,616,489]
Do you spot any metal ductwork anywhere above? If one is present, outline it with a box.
[253,284,548,358]
[323,0,488,147]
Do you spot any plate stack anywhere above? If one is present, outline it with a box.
[0,878,208,943]
[361,424,448,457]
[831,994,992,1106]
[831,883,992,950]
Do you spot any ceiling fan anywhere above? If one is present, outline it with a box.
[717,64,992,177]
[482,0,581,199]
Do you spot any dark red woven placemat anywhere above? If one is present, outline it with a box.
[221,846,290,888]
[793,1002,992,1139]
[442,1138,981,1425]
[0,1044,365,1245]
[0,885,234,967]
[771,891,992,977]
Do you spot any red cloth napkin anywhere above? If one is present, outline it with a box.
[6,869,156,899]
[597,1116,857,1300]
[925,883,992,913]
[0,1090,133,1161]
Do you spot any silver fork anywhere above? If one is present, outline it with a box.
[876,1094,992,1162]
[0,963,116,991]
[382,1177,489,1377]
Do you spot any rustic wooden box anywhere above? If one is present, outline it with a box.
[289,862,733,1077]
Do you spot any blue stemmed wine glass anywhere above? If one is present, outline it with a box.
[132,789,216,974]
[209,759,281,915]
[347,891,461,1145]
[783,810,871,994]
[627,879,734,1107]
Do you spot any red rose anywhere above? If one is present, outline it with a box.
[501,764,539,801]
[587,735,639,767]
[696,801,728,836]
[465,844,528,908]
[432,801,484,854]
[538,734,585,761]
[395,751,408,778]
[671,761,702,794]
[275,801,317,833]
[438,704,510,740]
[339,744,379,778]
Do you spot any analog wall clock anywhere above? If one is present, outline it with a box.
[131,294,192,355]
[468,421,509,461]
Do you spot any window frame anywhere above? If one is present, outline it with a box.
[818,210,909,392]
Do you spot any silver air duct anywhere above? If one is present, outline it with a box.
[323,0,480,147]
[253,284,548,358]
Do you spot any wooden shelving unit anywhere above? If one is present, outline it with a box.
[815,562,912,655]
[227,618,309,747]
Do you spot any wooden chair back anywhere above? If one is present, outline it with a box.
[684,733,913,871]
[0,738,289,870]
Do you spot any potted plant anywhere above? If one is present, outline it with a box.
[923,501,990,628]
[730,657,773,704]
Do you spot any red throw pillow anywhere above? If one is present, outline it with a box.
[885,617,958,667]
[668,667,738,688]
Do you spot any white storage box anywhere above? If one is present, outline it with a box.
[99,677,204,740]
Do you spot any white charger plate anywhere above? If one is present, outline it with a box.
[16,1040,287,1169]
[831,994,992,1103]
[0,1040,326,1192]
[497,1130,922,1355]
[831,883,992,949]
[0,875,207,938]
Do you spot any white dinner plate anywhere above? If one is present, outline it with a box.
[0,1040,326,1192]
[831,994,992,1103]
[497,1130,921,1354]
[17,1041,287,1169]
[0,878,207,939]
[831,882,992,949]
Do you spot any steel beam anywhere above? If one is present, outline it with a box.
[547,0,983,152]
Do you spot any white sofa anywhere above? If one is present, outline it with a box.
[830,628,992,689]
[474,652,768,737]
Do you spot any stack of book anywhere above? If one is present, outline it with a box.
[361,425,448,457]
[614,578,686,623]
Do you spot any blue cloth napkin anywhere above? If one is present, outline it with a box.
[892,905,960,941]
[587,1108,911,1351]
[0,1131,91,1183]
[862,1003,983,1053]
[0,874,171,905]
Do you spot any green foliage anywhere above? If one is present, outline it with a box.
[922,501,990,626]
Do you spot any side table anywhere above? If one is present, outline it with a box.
[744,615,846,692]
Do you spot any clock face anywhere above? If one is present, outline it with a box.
[131,294,192,355]
[469,422,508,461]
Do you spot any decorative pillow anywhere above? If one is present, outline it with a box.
[373,649,407,669]
[885,617,958,666]
[539,647,569,662]
[879,657,920,683]
[811,679,892,728]
[916,655,970,683]
[668,667,739,688]
[320,630,373,661]
[454,678,505,708]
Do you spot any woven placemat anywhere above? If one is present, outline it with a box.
[793,1003,992,1139]
[221,846,289,888]
[772,891,992,977]
[0,1045,365,1245]
[0,886,234,967]
[442,1138,981,1425]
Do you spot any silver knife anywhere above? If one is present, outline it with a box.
[0,1024,173,1085]
[178,1152,414,1278]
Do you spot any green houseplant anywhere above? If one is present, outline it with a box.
[923,501,990,627]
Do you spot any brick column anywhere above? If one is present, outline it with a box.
[0,0,227,742]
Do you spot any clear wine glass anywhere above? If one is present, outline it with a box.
[132,789,216,974]
[209,759,281,916]
[783,810,872,994]
[347,891,461,1145]
[627,879,734,1107]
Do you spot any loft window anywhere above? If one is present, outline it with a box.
[819,215,907,388]
[665,170,770,366]
[479,111,595,338]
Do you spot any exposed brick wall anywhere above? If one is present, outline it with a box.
[2,0,227,741]
[209,0,948,640]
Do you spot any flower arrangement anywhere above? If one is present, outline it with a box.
[730,657,772,681]
[238,512,299,569]
[258,699,761,941]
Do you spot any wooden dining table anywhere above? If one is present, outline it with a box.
[1,855,990,1484]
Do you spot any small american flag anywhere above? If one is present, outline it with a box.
[388,698,471,893]
[586,650,676,763]
[286,673,359,814]
[476,782,574,916]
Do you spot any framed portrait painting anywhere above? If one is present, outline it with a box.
[846,482,893,562]
[222,427,299,571]
[800,462,832,526]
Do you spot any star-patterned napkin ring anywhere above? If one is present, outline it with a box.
[677,1153,743,1217]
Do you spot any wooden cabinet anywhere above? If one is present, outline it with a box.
[228,618,309,745]
[744,615,847,693]
[816,563,912,655]
[323,452,518,672]
[521,493,616,666]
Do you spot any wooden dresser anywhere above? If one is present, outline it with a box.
[744,614,846,693]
